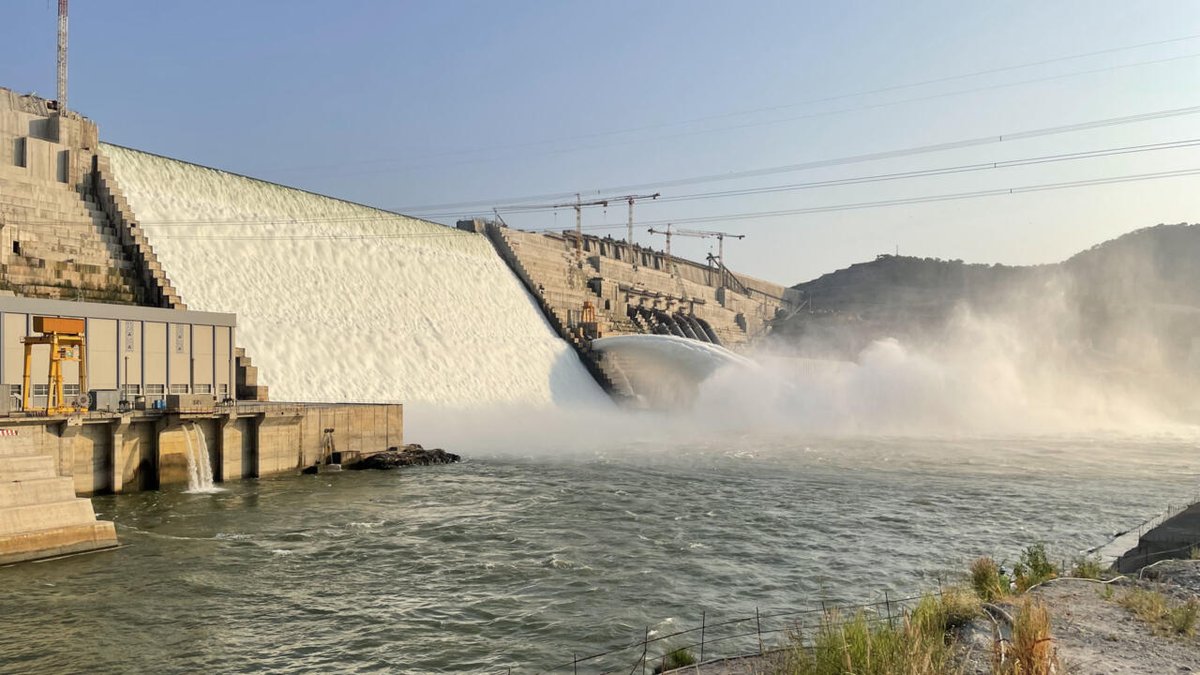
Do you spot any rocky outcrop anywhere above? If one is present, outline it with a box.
[348,444,461,470]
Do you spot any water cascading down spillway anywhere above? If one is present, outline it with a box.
[99,145,611,418]
[182,423,219,493]
[591,334,757,409]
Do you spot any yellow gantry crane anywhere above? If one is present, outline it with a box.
[21,316,88,415]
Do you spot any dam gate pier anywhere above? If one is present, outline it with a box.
[0,400,402,565]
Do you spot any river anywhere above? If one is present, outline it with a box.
[1,433,1197,673]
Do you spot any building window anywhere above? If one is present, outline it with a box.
[121,384,140,397]
[63,384,80,397]
[194,384,212,394]
[218,383,229,397]
[169,384,189,395]
[8,384,21,399]
[32,384,49,397]
[146,384,165,397]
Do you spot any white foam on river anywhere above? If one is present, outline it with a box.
[100,144,608,409]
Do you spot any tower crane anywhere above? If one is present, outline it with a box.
[57,0,69,112]
[540,190,662,264]
[674,228,745,269]
[647,226,746,284]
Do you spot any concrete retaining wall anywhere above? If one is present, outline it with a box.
[0,401,403,496]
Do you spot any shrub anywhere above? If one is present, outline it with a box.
[1120,588,1199,636]
[653,647,696,673]
[1069,555,1106,580]
[1168,599,1199,636]
[1013,543,1058,591]
[970,557,1007,601]
[912,587,980,632]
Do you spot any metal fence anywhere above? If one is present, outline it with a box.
[538,591,937,674]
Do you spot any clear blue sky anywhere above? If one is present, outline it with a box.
[2,1,1198,283]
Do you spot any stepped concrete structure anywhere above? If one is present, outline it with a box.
[0,425,117,565]
[467,220,800,403]
[0,89,151,304]
[0,89,403,564]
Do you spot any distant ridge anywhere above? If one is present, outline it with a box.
[775,223,1200,376]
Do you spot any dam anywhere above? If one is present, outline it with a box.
[98,144,608,409]
[0,85,801,564]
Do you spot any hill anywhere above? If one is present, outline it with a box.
[768,223,1200,420]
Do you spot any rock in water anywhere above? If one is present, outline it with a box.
[349,444,461,470]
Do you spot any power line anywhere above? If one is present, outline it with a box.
[263,32,1200,179]
[35,165,1193,242]
[307,49,1200,187]
[397,104,1200,217]
[18,134,1189,234]
[493,138,1200,213]
[631,167,1200,227]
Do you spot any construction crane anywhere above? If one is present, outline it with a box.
[540,193,662,264]
[675,228,745,269]
[647,226,746,284]
[624,192,659,249]
[57,0,68,112]
[646,224,675,273]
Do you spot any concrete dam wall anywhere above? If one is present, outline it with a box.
[99,144,608,410]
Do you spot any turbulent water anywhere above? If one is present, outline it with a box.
[99,143,607,409]
[1,433,1197,674]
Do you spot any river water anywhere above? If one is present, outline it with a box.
[1,433,1197,674]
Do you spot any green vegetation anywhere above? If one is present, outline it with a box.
[652,647,696,673]
[970,546,1063,602]
[1068,555,1106,580]
[1012,543,1058,592]
[1118,588,1199,637]
[775,590,979,675]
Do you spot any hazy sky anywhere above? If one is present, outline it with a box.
[2,1,1198,284]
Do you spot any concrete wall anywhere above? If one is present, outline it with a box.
[0,401,402,495]
[485,223,796,351]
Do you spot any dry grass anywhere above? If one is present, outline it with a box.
[971,557,1008,602]
[1118,587,1199,637]
[993,598,1059,675]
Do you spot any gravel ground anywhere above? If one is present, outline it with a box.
[678,561,1200,674]
[962,560,1200,674]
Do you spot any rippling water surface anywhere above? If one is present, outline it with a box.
[1,434,1198,673]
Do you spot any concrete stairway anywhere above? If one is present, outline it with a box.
[0,165,144,304]
[235,348,269,401]
[0,441,117,565]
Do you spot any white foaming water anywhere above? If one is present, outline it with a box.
[183,423,220,494]
[591,334,755,379]
[100,144,608,410]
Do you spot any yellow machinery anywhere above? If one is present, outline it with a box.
[21,316,88,415]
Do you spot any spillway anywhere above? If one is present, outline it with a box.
[99,144,609,409]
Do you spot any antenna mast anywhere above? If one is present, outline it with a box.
[57,0,68,112]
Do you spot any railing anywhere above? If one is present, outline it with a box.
[538,591,935,674]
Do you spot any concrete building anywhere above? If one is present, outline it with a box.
[0,295,236,408]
